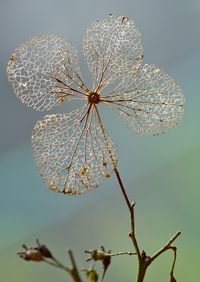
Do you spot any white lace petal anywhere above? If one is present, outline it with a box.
[103,64,184,136]
[32,105,117,194]
[7,34,85,111]
[83,15,143,90]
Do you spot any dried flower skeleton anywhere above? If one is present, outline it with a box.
[7,15,184,195]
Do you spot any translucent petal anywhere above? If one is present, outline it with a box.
[82,14,143,91]
[7,34,86,111]
[102,64,184,136]
[32,105,117,195]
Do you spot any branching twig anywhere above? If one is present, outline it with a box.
[150,232,181,263]
[113,166,181,282]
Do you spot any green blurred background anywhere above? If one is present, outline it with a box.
[0,0,200,281]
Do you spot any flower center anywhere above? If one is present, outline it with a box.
[88,92,100,104]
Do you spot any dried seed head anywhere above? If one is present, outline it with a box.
[7,15,184,195]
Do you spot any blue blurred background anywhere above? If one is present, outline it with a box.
[0,0,200,281]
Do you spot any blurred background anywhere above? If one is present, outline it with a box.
[0,0,200,281]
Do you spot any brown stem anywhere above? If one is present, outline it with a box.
[49,255,71,272]
[113,167,141,257]
[169,246,177,281]
[45,251,82,282]
[113,166,145,282]
[149,232,181,263]
[68,250,83,282]
[136,263,148,282]
[113,166,181,282]
[113,167,132,211]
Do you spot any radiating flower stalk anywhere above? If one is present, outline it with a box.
[8,15,184,282]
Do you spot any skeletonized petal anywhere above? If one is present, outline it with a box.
[7,34,85,111]
[103,64,184,136]
[83,14,143,90]
[32,105,117,195]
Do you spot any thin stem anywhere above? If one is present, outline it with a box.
[68,250,83,282]
[44,252,82,282]
[169,246,177,281]
[45,250,82,282]
[109,251,136,257]
[44,257,71,272]
[150,232,181,263]
[113,167,132,211]
[113,166,148,282]
[113,167,141,258]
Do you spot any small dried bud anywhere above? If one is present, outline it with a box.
[18,240,53,262]
[85,247,111,282]
[85,249,106,261]
[18,245,44,262]
[141,250,146,260]
[82,268,99,282]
